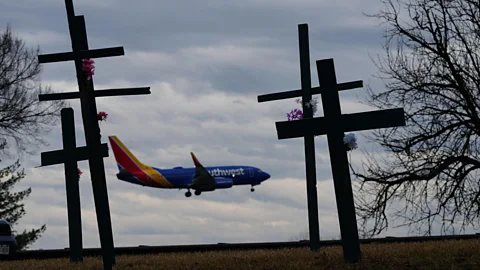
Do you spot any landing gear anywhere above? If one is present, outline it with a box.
[184,188,201,197]
[251,186,255,192]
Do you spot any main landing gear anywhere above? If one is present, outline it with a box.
[185,189,202,197]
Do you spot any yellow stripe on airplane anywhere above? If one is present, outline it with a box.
[109,135,173,188]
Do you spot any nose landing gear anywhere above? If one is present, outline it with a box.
[251,186,255,192]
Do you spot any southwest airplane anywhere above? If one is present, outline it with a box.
[108,136,271,197]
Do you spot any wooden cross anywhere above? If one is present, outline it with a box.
[258,24,406,263]
[39,108,109,263]
[258,23,324,252]
[36,1,151,268]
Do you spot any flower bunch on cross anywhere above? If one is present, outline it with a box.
[97,111,108,140]
[82,59,95,80]
[286,97,358,152]
[77,168,83,180]
[97,111,108,122]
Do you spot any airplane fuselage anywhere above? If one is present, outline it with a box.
[116,165,269,189]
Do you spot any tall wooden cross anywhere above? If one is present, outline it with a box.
[39,107,109,263]
[258,24,406,263]
[36,1,151,269]
[258,23,325,251]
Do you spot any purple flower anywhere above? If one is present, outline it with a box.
[287,108,303,120]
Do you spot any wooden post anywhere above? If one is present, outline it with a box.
[39,107,109,262]
[258,24,322,251]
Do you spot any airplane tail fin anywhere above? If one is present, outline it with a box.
[190,152,203,167]
[108,136,149,173]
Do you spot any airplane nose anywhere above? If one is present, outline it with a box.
[263,172,270,180]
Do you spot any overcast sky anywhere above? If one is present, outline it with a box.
[0,0,456,250]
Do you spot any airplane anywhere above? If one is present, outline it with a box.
[107,136,271,197]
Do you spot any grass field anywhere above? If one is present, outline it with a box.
[1,239,479,269]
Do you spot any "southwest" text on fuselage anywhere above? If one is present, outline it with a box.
[207,168,244,177]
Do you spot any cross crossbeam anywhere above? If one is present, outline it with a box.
[257,80,363,103]
[276,108,405,139]
[38,47,124,64]
[41,143,109,167]
[39,87,151,101]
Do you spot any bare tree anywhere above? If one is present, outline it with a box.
[0,24,66,249]
[0,24,66,157]
[351,0,480,237]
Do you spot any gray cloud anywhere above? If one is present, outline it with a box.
[2,0,385,93]
[1,0,454,251]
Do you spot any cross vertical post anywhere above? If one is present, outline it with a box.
[257,23,321,251]
[70,15,116,268]
[298,24,321,251]
[61,107,83,262]
[316,59,361,262]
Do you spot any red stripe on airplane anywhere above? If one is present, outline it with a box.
[109,138,158,186]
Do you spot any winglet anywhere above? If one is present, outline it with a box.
[190,152,202,167]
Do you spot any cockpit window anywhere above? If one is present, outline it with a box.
[258,169,262,173]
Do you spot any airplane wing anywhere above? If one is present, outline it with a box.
[188,152,215,188]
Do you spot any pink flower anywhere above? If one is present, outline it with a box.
[82,59,95,80]
[97,111,108,121]
[77,168,83,180]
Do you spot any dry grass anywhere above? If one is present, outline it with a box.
[1,239,479,269]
